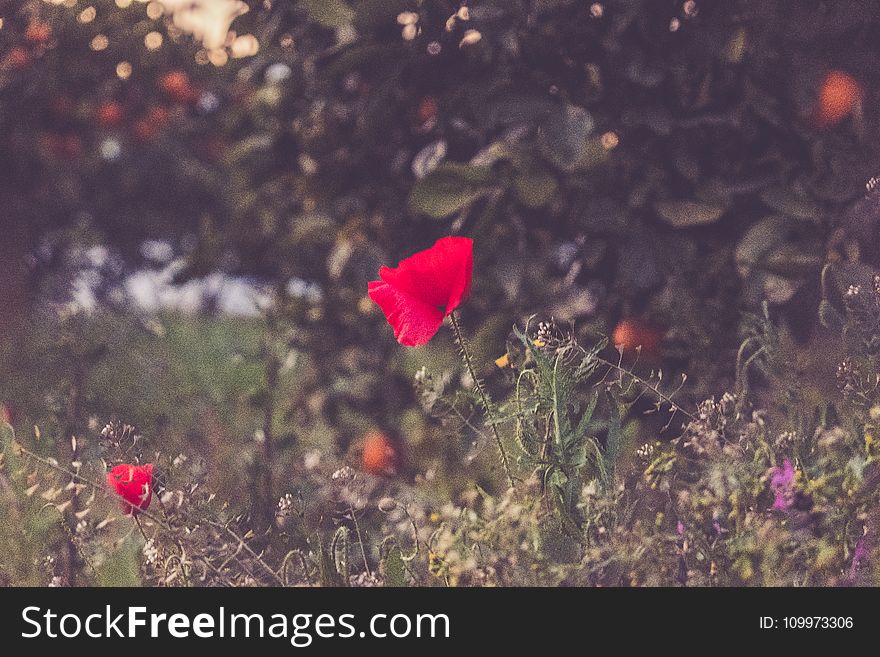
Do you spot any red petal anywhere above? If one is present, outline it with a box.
[378,237,472,314]
[368,280,444,346]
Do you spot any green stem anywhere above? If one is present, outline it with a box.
[448,311,515,487]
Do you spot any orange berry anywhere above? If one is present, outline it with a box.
[96,100,124,127]
[147,105,170,124]
[612,319,661,359]
[5,46,31,70]
[132,106,168,142]
[159,70,196,104]
[361,431,397,476]
[812,70,862,128]
[50,94,75,117]
[132,119,156,142]
[417,95,439,124]
[196,137,224,160]
[25,22,52,45]
[46,133,82,159]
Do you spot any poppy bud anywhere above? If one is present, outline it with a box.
[46,133,82,159]
[159,70,197,104]
[4,47,31,70]
[96,100,124,127]
[417,96,439,125]
[25,22,52,45]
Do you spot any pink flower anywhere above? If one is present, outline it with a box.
[850,533,870,581]
[770,459,795,510]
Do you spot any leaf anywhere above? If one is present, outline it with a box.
[539,104,596,171]
[573,391,599,446]
[290,214,336,244]
[760,186,822,221]
[470,141,515,168]
[513,165,558,208]
[227,135,273,165]
[96,535,143,586]
[723,27,747,64]
[319,43,406,79]
[762,244,822,278]
[735,216,789,277]
[409,163,494,218]
[565,440,589,468]
[301,0,354,29]
[654,200,727,227]
[818,299,844,330]
[478,93,556,130]
[331,526,350,586]
[551,354,573,452]
[0,420,13,444]
[354,0,412,32]
[605,393,622,477]
[317,533,345,587]
[411,140,447,179]
[382,544,407,587]
[763,273,801,305]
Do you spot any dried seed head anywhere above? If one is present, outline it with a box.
[534,319,568,350]
[332,465,356,481]
[414,366,429,385]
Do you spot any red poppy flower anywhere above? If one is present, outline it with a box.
[106,463,153,515]
[368,236,473,346]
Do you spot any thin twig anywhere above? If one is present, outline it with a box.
[589,351,697,423]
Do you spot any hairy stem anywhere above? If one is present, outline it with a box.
[449,311,515,487]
